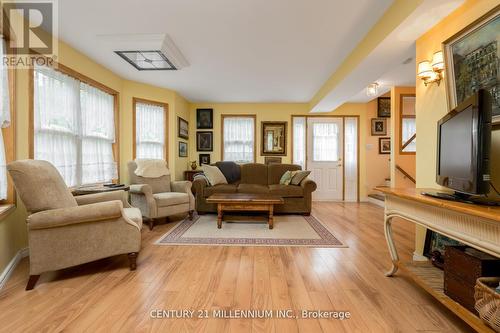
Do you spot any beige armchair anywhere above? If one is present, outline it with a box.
[128,161,194,230]
[7,160,142,290]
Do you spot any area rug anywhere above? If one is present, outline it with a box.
[155,214,346,247]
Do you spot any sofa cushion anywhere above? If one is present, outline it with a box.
[240,163,268,185]
[269,184,304,198]
[237,184,270,194]
[268,164,302,185]
[204,184,238,197]
[215,161,241,183]
[290,170,311,185]
[153,192,190,207]
[202,164,228,186]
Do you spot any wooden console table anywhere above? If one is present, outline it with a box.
[377,187,499,333]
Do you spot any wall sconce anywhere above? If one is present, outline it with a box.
[417,51,444,86]
[366,82,379,97]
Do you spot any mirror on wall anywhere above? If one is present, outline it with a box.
[400,95,416,153]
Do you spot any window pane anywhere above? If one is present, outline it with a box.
[293,117,305,169]
[402,118,416,152]
[135,102,165,159]
[0,39,10,199]
[312,122,339,162]
[223,117,254,163]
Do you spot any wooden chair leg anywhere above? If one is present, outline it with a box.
[128,252,138,271]
[26,275,40,291]
[148,218,154,230]
[188,210,194,220]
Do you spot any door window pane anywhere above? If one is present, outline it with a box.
[312,122,339,162]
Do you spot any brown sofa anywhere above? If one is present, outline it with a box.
[192,163,316,214]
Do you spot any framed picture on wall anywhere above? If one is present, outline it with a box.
[178,117,189,139]
[377,97,391,118]
[371,118,387,136]
[178,141,188,157]
[379,137,390,154]
[443,6,500,124]
[196,108,213,129]
[261,121,287,156]
[199,154,211,166]
[196,131,213,151]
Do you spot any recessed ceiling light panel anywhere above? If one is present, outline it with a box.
[115,50,176,71]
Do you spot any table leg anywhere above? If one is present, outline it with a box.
[217,204,222,229]
[384,215,399,276]
[269,205,274,229]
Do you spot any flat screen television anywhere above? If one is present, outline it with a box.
[423,89,494,204]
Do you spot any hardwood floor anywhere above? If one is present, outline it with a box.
[0,202,473,332]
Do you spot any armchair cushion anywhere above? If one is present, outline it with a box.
[153,192,189,207]
[128,161,171,194]
[7,160,77,213]
[27,200,123,230]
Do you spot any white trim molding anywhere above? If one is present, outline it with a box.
[0,247,29,290]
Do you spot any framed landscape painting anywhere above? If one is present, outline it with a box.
[178,117,189,139]
[377,97,391,118]
[443,6,500,124]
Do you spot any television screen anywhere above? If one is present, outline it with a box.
[438,106,473,180]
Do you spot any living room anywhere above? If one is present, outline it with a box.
[0,0,499,332]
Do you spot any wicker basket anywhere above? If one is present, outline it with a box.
[475,277,500,332]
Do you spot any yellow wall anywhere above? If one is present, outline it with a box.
[414,0,499,254]
[390,86,416,188]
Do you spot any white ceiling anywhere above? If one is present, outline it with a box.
[56,0,393,103]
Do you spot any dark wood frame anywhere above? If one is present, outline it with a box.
[196,131,213,152]
[177,116,189,139]
[199,153,210,166]
[377,97,391,118]
[29,61,121,183]
[261,121,287,156]
[399,94,416,155]
[371,118,387,136]
[290,115,361,203]
[221,114,257,162]
[132,97,169,161]
[178,141,188,157]
[379,137,391,154]
[196,108,213,129]
[443,4,500,125]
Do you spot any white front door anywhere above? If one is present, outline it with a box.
[307,117,343,201]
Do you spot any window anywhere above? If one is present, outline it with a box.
[33,65,118,187]
[292,116,306,169]
[133,99,168,160]
[312,122,339,161]
[222,115,255,163]
[400,95,416,153]
[0,39,11,201]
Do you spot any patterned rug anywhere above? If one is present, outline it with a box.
[156,214,346,247]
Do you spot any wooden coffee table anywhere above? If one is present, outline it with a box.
[206,193,284,229]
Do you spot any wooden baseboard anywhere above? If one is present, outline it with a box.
[0,247,28,290]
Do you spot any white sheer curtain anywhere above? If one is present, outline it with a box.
[293,117,306,169]
[135,102,165,159]
[402,118,416,152]
[34,65,117,186]
[312,122,339,161]
[223,116,254,163]
[80,83,117,183]
[0,39,10,200]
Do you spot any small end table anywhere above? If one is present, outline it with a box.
[184,170,202,181]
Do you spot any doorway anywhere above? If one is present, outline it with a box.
[292,116,359,201]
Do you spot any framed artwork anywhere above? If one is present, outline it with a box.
[199,154,211,166]
[264,157,282,165]
[178,117,189,139]
[379,137,390,154]
[178,141,188,157]
[196,108,213,129]
[196,131,213,151]
[443,6,500,124]
[377,97,391,118]
[261,121,287,156]
[371,118,387,136]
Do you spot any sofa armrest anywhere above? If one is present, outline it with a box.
[300,178,317,193]
[129,184,153,196]
[75,190,130,207]
[171,181,192,194]
[192,176,208,195]
[27,200,124,230]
